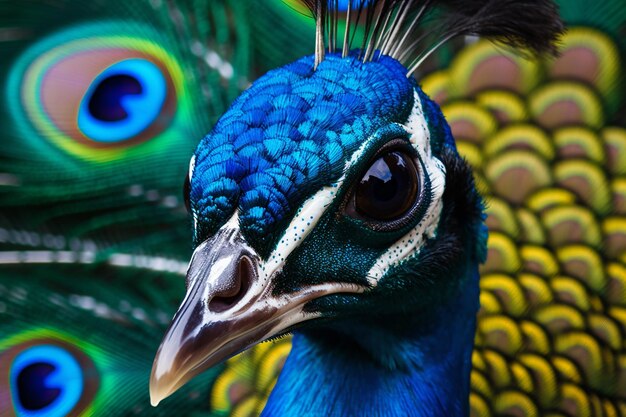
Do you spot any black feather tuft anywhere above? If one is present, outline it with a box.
[440,0,564,56]
[298,0,564,73]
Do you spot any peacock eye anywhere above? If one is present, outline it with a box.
[347,151,419,223]
[77,59,168,143]
[183,172,191,214]
[8,342,97,416]
[7,23,186,164]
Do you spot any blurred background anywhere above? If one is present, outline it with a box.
[0,1,625,416]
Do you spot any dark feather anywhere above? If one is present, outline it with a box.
[440,0,564,55]
[299,0,564,72]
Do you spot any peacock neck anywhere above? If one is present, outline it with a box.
[262,269,480,417]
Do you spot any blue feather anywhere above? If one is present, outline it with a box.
[191,52,414,251]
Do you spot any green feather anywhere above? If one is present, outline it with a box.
[0,263,226,416]
[0,0,249,259]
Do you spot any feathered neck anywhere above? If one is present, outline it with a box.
[262,266,480,417]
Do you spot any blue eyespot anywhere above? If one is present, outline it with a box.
[10,345,84,417]
[78,58,167,143]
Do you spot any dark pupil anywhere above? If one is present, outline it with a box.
[88,74,142,122]
[355,152,417,221]
[17,363,61,410]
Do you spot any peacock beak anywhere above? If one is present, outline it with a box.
[149,218,364,406]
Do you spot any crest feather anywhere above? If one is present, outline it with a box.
[300,0,564,73]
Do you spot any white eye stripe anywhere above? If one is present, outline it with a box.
[261,126,384,281]
[188,155,198,237]
[189,155,196,182]
[366,90,446,285]
[255,89,444,284]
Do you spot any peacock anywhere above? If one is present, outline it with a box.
[0,1,625,416]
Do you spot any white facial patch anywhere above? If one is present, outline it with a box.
[188,155,199,232]
[260,185,337,279]
[189,155,196,180]
[366,90,446,285]
[260,131,377,282]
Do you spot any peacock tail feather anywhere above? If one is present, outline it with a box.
[0,1,321,414]
[0,0,252,261]
[0,1,247,415]
[0,263,224,416]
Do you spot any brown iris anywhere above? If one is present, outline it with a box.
[353,151,419,221]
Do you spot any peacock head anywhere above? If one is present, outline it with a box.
[150,0,562,406]
[149,50,486,405]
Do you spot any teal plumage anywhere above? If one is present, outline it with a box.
[0,1,625,417]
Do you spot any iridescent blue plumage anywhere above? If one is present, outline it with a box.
[191,52,415,250]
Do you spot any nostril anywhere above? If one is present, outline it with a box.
[209,256,253,313]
